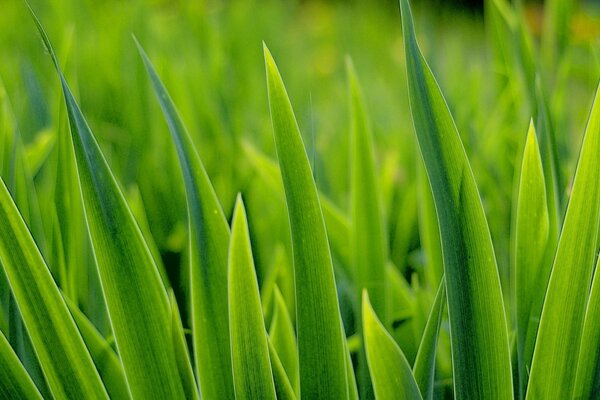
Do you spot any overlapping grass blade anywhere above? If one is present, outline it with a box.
[264,44,349,398]
[136,41,234,399]
[270,286,299,395]
[399,0,513,397]
[573,256,600,399]
[0,178,107,399]
[268,339,298,400]
[228,196,276,400]
[362,291,422,399]
[30,10,189,398]
[0,330,42,399]
[65,299,130,400]
[527,84,600,399]
[413,279,445,400]
[514,122,550,395]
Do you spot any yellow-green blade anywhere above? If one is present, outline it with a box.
[136,41,234,399]
[228,196,277,400]
[573,256,600,399]
[270,287,299,395]
[31,12,188,399]
[264,44,348,399]
[268,338,298,400]
[399,0,513,398]
[65,299,130,400]
[514,122,550,395]
[413,279,446,400]
[527,84,600,399]
[0,329,42,399]
[362,291,422,400]
[0,178,107,399]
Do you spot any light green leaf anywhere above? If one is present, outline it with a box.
[362,291,422,400]
[527,84,600,399]
[399,0,513,397]
[0,330,43,399]
[413,279,445,400]
[31,12,189,398]
[268,338,298,400]
[514,122,550,394]
[264,44,348,398]
[228,195,276,400]
[65,299,130,400]
[270,286,299,395]
[136,41,234,399]
[0,178,107,399]
[573,255,600,399]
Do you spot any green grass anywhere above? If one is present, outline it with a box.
[1,0,600,398]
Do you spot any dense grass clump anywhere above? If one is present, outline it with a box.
[0,0,599,399]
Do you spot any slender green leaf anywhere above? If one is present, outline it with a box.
[514,122,550,395]
[269,338,298,400]
[413,279,445,400]
[0,178,107,399]
[362,291,422,400]
[399,0,513,397]
[228,195,276,400]
[527,84,600,399]
[136,40,234,399]
[0,330,42,399]
[270,286,299,395]
[31,11,188,398]
[264,44,348,398]
[573,255,600,399]
[65,299,130,400]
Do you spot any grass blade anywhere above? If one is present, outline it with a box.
[0,178,107,399]
[270,286,299,395]
[413,279,446,400]
[399,0,513,397]
[30,11,189,398]
[527,84,600,399]
[0,330,42,399]
[228,195,277,400]
[362,291,422,400]
[514,122,550,395]
[264,44,348,398]
[136,41,234,399]
[268,339,298,400]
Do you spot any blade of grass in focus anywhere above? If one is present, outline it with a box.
[136,40,234,399]
[362,291,422,399]
[269,286,299,395]
[0,330,42,399]
[264,44,349,399]
[399,0,513,397]
[527,83,600,399]
[30,10,190,398]
[228,195,277,400]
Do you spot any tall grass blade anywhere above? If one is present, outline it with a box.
[399,0,513,397]
[30,10,189,398]
[264,44,349,399]
[362,291,422,399]
[0,330,42,399]
[270,286,299,395]
[228,196,277,400]
[527,84,600,399]
[136,41,234,399]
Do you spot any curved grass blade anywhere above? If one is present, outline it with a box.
[527,84,600,399]
[264,44,348,398]
[65,299,130,400]
[0,178,107,399]
[573,256,600,399]
[413,279,446,400]
[30,11,188,398]
[514,122,550,395]
[399,0,513,397]
[268,339,298,400]
[228,196,276,400]
[270,286,299,395]
[0,330,43,400]
[362,291,422,400]
[136,40,234,399]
